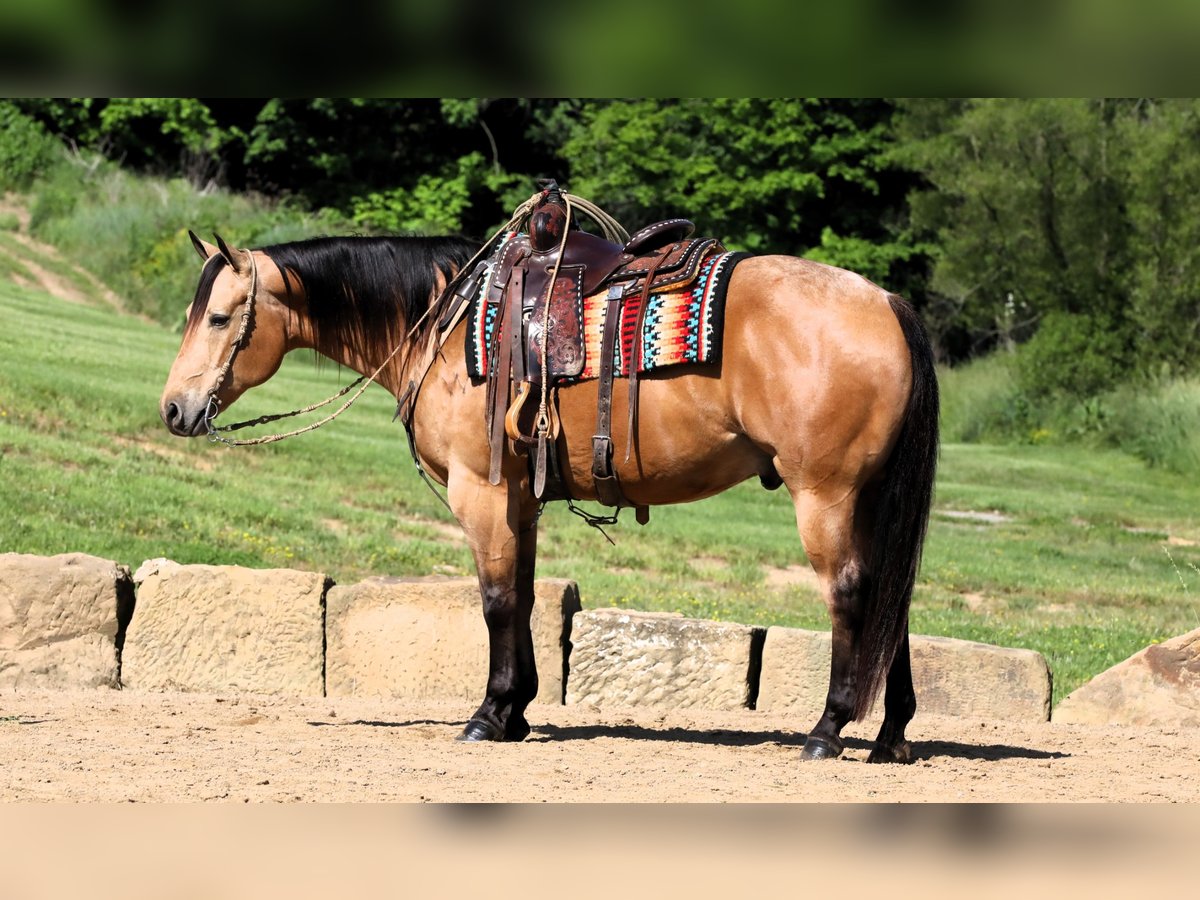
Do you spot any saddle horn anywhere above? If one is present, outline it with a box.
[529,180,569,253]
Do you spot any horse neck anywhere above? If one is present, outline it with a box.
[285,295,423,399]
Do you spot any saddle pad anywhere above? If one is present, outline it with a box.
[465,244,751,382]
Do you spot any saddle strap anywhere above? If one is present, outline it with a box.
[591,284,626,508]
[488,270,520,485]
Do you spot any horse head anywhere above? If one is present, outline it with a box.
[159,232,293,437]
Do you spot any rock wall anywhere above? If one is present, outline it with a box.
[1,553,1081,725]
[326,576,579,705]
[122,560,328,696]
[0,552,133,689]
[1053,626,1200,727]
[755,627,1052,723]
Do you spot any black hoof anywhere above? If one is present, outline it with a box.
[456,718,504,742]
[867,741,913,764]
[504,717,531,742]
[800,737,842,760]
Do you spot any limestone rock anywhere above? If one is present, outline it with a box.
[325,577,581,705]
[756,627,1052,723]
[0,552,133,689]
[122,563,327,696]
[1054,628,1200,727]
[565,609,764,710]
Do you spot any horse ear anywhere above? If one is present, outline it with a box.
[188,229,219,262]
[213,232,251,276]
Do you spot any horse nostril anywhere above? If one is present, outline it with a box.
[165,402,181,428]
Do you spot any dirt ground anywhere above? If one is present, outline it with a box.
[3,689,1198,802]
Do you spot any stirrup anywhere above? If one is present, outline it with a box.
[505,383,559,446]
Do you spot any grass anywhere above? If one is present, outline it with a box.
[24,156,352,326]
[3,274,1200,707]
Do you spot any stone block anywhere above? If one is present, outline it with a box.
[756,627,1051,722]
[565,609,764,710]
[325,577,581,705]
[1054,627,1200,727]
[0,552,132,689]
[122,561,327,696]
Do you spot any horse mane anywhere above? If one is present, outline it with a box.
[186,235,480,361]
[262,235,479,363]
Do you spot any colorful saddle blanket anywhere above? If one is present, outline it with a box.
[465,239,749,382]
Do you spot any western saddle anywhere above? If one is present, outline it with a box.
[447,181,721,522]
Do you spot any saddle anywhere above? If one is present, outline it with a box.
[452,182,720,519]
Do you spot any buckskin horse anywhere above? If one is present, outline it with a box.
[159,204,938,764]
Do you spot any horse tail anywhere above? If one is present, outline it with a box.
[854,294,940,720]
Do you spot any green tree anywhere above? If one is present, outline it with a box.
[560,99,923,292]
[1119,99,1200,371]
[898,98,1200,385]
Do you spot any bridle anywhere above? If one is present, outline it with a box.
[202,248,404,447]
[203,249,260,443]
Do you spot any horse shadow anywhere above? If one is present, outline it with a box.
[307,718,1068,761]
[527,723,1068,761]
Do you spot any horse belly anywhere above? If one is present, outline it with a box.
[553,370,764,505]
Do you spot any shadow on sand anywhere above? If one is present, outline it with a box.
[307,718,1068,762]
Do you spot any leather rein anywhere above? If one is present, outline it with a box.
[203,250,421,447]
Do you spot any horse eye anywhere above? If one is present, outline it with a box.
[209,313,231,328]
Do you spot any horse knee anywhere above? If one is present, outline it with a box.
[828,560,868,626]
[481,583,516,628]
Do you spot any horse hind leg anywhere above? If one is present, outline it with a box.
[790,487,869,760]
[867,632,916,763]
[795,482,918,764]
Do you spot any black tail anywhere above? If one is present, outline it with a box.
[854,294,940,720]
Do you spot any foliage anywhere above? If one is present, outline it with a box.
[937,353,1025,444]
[1015,311,1132,400]
[896,98,1200,379]
[27,152,351,325]
[350,151,526,236]
[1096,378,1200,475]
[560,98,924,290]
[0,102,63,191]
[16,98,240,188]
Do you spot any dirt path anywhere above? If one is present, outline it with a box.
[0,193,127,313]
[2,689,1197,802]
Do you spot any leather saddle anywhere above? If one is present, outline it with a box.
[450,182,719,518]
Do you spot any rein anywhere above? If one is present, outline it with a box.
[201,190,628,511]
[204,251,411,447]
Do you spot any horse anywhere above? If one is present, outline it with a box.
[159,228,938,763]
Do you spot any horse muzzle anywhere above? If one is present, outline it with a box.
[160,394,210,437]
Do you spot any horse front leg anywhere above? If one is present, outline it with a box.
[450,473,541,742]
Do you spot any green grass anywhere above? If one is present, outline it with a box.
[2,278,1199,706]
[24,158,352,326]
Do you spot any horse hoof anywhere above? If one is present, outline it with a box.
[800,737,842,760]
[867,741,913,764]
[456,719,504,742]
[504,718,531,742]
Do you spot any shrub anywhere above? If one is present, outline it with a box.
[1016,312,1132,400]
[0,102,63,191]
[1099,378,1200,474]
[937,352,1025,442]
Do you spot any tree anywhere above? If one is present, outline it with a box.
[560,99,924,292]
[897,98,1200,385]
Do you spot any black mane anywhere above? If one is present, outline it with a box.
[265,235,479,362]
[187,235,479,363]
